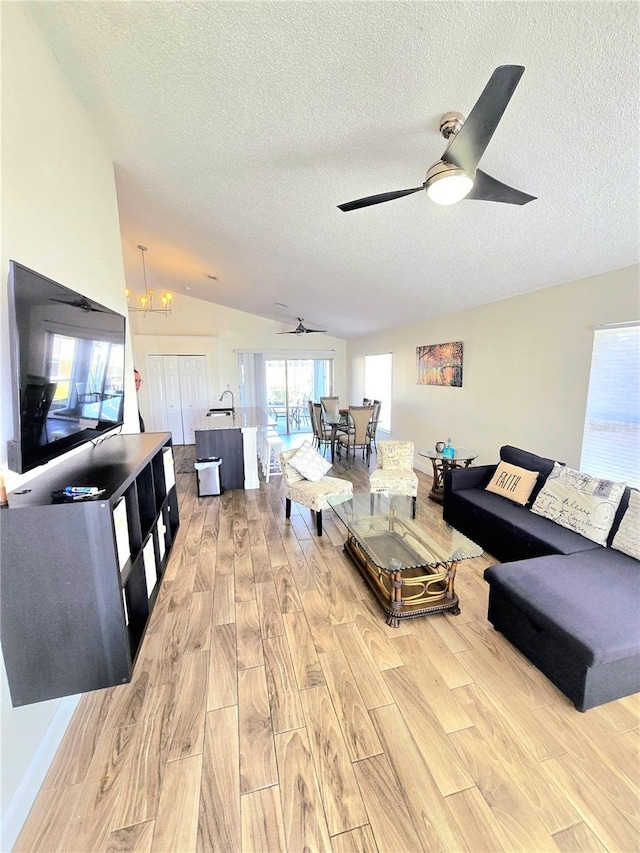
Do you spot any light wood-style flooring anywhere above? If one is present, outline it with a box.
[15,445,640,852]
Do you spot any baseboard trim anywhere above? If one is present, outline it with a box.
[0,694,79,851]
[414,459,431,476]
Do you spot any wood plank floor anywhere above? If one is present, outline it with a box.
[15,445,640,852]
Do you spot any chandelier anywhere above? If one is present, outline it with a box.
[126,245,173,315]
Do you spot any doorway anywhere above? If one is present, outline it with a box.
[265,358,332,435]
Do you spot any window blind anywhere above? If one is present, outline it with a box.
[580,323,640,488]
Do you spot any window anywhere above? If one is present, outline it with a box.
[365,353,392,431]
[580,323,640,488]
[264,357,333,435]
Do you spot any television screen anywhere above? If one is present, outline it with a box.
[7,260,127,474]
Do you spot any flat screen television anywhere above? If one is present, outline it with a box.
[6,260,127,474]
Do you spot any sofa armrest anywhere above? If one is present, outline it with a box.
[444,463,495,496]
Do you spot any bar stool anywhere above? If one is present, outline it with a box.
[257,425,270,464]
[260,426,278,465]
[262,433,283,482]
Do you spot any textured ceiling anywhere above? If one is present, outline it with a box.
[28,1,639,339]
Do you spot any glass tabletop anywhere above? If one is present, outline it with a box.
[419,447,477,462]
[328,493,482,572]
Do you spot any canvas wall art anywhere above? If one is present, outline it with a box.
[417,341,463,386]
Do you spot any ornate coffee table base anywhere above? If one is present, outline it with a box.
[343,532,461,627]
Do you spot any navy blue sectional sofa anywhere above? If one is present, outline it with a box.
[443,445,640,711]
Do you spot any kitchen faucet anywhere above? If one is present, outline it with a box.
[219,389,235,410]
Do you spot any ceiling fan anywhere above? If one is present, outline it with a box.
[49,296,109,312]
[277,317,327,335]
[338,65,536,212]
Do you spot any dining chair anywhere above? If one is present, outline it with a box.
[336,405,374,465]
[311,402,332,456]
[320,396,340,421]
[367,400,382,452]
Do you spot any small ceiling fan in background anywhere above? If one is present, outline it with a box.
[338,65,536,212]
[49,296,110,312]
[277,317,327,335]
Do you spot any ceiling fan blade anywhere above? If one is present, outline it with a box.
[338,186,424,212]
[443,65,525,174]
[277,327,327,334]
[465,169,536,205]
[50,297,106,311]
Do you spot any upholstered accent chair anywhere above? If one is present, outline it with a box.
[369,440,418,518]
[279,448,353,536]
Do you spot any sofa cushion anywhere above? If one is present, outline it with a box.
[531,464,625,546]
[484,549,640,667]
[611,488,640,560]
[288,440,332,482]
[500,445,558,502]
[485,460,539,505]
[286,476,353,512]
[451,488,601,558]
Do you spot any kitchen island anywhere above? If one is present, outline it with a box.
[194,407,272,491]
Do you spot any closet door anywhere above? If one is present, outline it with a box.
[147,356,169,432]
[178,356,209,445]
[146,355,210,445]
[161,356,186,444]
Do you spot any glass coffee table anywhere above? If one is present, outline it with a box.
[329,493,482,627]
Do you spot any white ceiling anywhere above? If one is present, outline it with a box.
[29,1,639,340]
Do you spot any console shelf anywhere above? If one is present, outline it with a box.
[0,432,179,706]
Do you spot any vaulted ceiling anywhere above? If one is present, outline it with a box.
[29,1,639,339]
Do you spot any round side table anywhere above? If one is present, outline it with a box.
[419,447,478,503]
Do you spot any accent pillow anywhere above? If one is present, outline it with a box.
[485,461,539,505]
[611,489,640,560]
[531,463,625,546]
[500,445,560,502]
[288,441,332,482]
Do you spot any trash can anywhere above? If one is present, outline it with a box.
[195,456,223,496]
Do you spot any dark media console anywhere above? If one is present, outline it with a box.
[0,433,179,706]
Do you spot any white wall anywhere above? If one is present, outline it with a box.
[347,266,640,473]
[130,295,348,426]
[0,6,134,846]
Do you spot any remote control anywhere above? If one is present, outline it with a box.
[64,486,100,496]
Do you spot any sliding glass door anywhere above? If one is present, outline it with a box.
[265,358,332,435]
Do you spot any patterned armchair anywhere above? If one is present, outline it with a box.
[369,440,419,518]
[279,448,353,536]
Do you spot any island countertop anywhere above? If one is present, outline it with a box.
[194,407,271,431]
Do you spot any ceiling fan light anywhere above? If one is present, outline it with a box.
[425,161,474,205]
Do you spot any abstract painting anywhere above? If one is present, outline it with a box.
[416,341,463,386]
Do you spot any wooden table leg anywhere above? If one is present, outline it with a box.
[387,564,403,628]
[429,458,445,502]
[330,424,338,463]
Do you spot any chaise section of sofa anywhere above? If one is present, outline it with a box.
[484,548,640,711]
[443,444,639,710]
